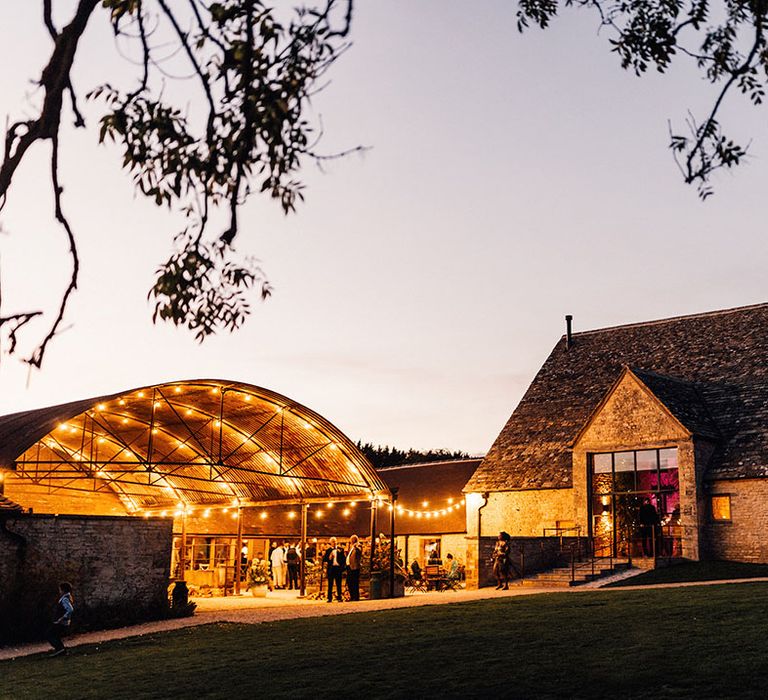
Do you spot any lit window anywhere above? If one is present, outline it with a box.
[711,495,732,522]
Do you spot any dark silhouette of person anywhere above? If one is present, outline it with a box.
[322,537,346,602]
[639,499,660,557]
[493,532,512,590]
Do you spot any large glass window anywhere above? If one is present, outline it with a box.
[589,448,681,558]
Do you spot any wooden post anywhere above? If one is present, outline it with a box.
[234,506,243,595]
[179,510,187,581]
[299,503,308,598]
[389,488,398,598]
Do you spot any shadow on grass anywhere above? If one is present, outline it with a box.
[4,583,768,699]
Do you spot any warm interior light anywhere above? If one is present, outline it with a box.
[203,509,211,518]
[160,510,168,517]
[343,508,351,517]
[288,511,296,519]
[448,498,454,504]
[422,501,429,508]
[260,511,267,520]
[174,387,181,393]
[138,391,145,398]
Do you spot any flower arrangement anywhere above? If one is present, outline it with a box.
[246,559,270,589]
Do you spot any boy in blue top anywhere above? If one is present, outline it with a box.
[47,582,74,657]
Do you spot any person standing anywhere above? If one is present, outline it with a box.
[286,543,300,590]
[46,582,74,657]
[346,534,362,601]
[323,537,345,602]
[492,532,511,590]
[270,542,286,589]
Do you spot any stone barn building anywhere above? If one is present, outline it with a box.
[463,303,768,577]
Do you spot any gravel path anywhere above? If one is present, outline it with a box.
[3,576,767,661]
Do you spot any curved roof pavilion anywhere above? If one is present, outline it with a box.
[0,379,389,514]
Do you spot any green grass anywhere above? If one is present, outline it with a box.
[605,559,768,587]
[4,583,768,699]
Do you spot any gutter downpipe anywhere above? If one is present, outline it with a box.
[477,492,489,539]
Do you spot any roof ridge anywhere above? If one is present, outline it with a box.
[377,458,483,471]
[563,302,768,339]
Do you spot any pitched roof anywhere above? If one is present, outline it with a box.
[0,494,23,512]
[465,303,768,492]
[378,459,480,535]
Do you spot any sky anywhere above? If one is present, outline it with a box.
[0,1,766,455]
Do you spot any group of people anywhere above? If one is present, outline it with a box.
[268,541,310,590]
[409,552,461,583]
[322,534,362,602]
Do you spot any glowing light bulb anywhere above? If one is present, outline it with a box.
[122,418,128,424]
[98,437,106,444]
[422,501,429,508]
[343,508,351,517]
[160,510,167,517]
[118,399,125,406]
[152,428,158,434]
[138,391,145,398]
[244,394,251,402]
[288,511,296,519]
[203,509,211,518]
[350,501,357,507]
[215,420,221,427]
[174,387,181,393]
[260,511,267,520]
[211,387,219,394]
[97,404,106,411]
[448,498,454,505]
[154,401,161,408]
[326,502,334,509]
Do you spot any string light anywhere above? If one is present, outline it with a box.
[259,511,267,520]
[343,508,351,517]
[288,511,297,519]
[138,391,145,398]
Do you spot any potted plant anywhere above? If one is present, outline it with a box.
[246,559,270,597]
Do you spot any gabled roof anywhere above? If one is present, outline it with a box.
[465,303,768,492]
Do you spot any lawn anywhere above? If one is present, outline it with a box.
[605,559,768,587]
[4,583,768,699]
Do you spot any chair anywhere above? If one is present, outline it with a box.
[424,565,446,591]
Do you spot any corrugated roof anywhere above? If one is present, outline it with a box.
[466,303,768,492]
[0,380,388,511]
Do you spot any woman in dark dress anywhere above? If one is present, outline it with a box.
[492,531,511,590]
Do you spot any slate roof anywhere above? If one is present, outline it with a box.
[465,303,768,492]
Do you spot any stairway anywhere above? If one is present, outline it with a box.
[519,559,631,587]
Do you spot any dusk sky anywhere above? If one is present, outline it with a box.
[0,1,765,455]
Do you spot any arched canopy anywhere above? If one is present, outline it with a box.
[0,379,389,513]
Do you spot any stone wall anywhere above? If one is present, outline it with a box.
[705,479,768,562]
[464,535,574,588]
[0,514,173,643]
[465,489,577,539]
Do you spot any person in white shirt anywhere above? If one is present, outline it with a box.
[270,544,286,589]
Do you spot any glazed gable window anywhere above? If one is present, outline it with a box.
[711,495,732,522]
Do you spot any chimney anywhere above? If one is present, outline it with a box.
[565,314,573,350]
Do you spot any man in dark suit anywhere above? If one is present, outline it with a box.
[323,537,345,602]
